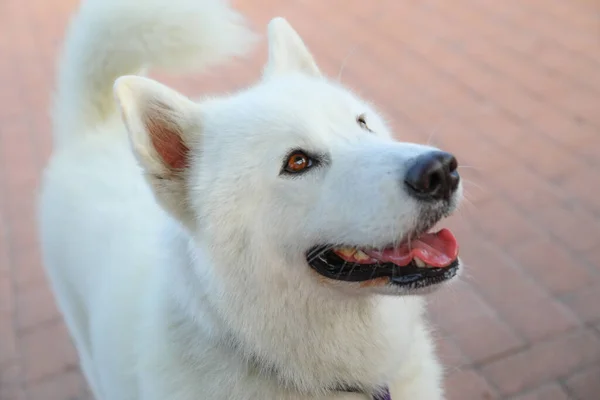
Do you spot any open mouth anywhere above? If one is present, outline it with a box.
[307,229,459,289]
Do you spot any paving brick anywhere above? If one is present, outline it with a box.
[0,215,13,312]
[460,240,581,341]
[486,162,568,212]
[0,386,27,400]
[12,244,45,288]
[449,312,526,365]
[19,320,79,383]
[561,283,600,325]
[0,312,18,368]
[465,199,545,249]
[430,281,526,363]
[0,362,22,392]
[463,110,524,149]
[532,205,600,252]
[528,111,598,160]
[445,368,498,400]
[472,0,598,59]
[435,334,470,373]
[0,272,11,315]
[582,246,600,274]
[440,0,600,108]
[509,238,597,295]
[429,280,494,332]
[558,165,600,216]
[563,365,600,400]
[0,362,26,400]
[509,383,571,400]
[481,328,600,396]
[508,133,582,181]
[16,280,60,332]
[27,369,89,400]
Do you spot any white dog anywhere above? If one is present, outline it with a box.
[38,0,463,398]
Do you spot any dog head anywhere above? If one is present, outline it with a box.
[114,18,462,298]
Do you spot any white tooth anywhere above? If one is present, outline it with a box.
[414,258,427,268]
[354,250,369,261]
[337,247,356,258]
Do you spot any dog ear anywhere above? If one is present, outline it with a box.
[263,17,321,77]
[113,75,198,228]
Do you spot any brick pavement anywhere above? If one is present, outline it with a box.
[1,0,599,399]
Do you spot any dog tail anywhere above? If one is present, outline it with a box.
[52,0,256,147]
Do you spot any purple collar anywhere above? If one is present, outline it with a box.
[344,386,390,400]
[373,387,391,400]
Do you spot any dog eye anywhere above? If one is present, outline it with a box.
[356,114,372,132]
[284,151,313,174]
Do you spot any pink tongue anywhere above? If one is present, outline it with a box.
[364,229,458,268]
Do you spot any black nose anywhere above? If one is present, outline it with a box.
[404,151,460,201]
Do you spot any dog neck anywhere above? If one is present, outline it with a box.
[220,332,392,399]
[163,231,421,397]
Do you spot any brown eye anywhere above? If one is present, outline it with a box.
[284,151,313,173]
[356,114,371,131]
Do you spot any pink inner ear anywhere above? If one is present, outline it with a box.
[146,114,189,170]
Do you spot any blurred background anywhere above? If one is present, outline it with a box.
[0,0,599,399]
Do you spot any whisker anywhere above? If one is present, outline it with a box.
[309,245,334,260]
[337,44,361,82]
[306,244,336,264]
[369,265,378,280]
[460,194,477,210]
[425,117,452,146]
[461,179,486,192]
[336,260,349,279]
[338,0,389,83]
[346,262,361,280]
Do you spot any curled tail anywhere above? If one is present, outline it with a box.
[52,0,256,147]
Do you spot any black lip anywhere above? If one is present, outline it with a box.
[307,247,459,288]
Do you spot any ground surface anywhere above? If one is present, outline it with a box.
[1,0,599,399]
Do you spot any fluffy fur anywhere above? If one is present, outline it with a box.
[39,0,462,398]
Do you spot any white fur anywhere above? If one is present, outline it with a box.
[39,0,461,399]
